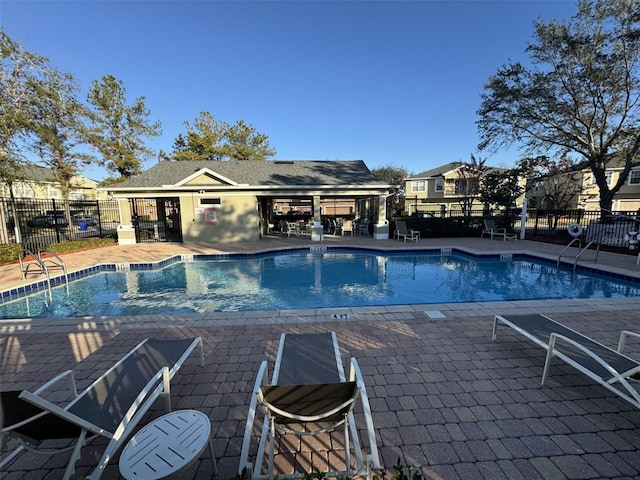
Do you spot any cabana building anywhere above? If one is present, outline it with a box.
[105,160,396,244]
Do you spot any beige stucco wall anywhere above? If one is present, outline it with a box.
[181,193,259,243]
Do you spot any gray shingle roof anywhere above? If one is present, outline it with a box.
[407,162,508,180]
[407,162,464,180]
[17,164,56,183]
[115,160,384,188]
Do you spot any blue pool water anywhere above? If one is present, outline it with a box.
[1,250,639,319]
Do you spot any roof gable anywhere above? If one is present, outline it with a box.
[175,168,239,187]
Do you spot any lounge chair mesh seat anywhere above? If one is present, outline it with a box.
[493,314,640,408]
[240,332,380,480]
[1,337,204,480]
[1,390,82,442]
[260,382,358,425]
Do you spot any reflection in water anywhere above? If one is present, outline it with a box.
[1,252,639,319]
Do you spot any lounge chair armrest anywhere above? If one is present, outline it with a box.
[239,360,269,475]
[348,358,381,469]
[33,369,78,398]
[112,366,173,440]
[618,330,640,353]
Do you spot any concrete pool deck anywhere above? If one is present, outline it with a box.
[1,236,640,479]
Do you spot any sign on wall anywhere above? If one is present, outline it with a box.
[205,207,217,225]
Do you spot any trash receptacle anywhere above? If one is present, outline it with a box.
[79,220,89,231]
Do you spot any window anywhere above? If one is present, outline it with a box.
[454,178,473,195]
[13,182,33,197]
[47,186,62,199]
[590,171,613,186]
[434,179,444,192]
[411,181,426,192]
[629,171,640,185]
[605,171,613,186]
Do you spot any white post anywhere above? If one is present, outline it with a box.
[373,195,389,239]
[311,195,323,241]
[520,197,528,240]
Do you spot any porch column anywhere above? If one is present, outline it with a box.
[373,195,389,240]
[116,198,137,245]
[311,195,323,241]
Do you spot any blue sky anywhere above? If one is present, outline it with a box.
[2,0,577,181]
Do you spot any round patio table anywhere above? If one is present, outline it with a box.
[119,409,216,479]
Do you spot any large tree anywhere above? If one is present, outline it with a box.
[161,111,275,162]
[0,30,41,243]
[224,120,276,161]
[32,68,94,224]
[477,0,640,213]
[163,111,227,161]
[0,30,93,240]
[0,30,44,195]
[87,74,161,180]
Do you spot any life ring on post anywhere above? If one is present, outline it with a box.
[567,223,583,237]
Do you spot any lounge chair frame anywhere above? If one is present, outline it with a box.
[492,314,640,408]
[1,337,204,480]
[239,332,380,480]
[393,221,419,242]
[481,219,516,241]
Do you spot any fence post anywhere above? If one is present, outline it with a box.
[52,198,61,244]
[0,198,8,244]
[95,199,103,235]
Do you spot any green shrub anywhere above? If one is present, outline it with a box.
[0,237,116,264]
[47,237,116,254]
[0,244,22,264]
[375,458,424,480]
[393,216,486,238]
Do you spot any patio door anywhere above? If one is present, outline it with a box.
[128,198,182,243]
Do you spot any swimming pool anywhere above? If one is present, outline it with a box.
[2,248,639,319]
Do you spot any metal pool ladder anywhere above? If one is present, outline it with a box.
[557,239,600,273]
[18,247,69,300]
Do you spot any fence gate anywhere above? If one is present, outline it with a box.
[129,198,182,243]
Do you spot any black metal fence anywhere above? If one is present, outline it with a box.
[4,195,640,252]
[0,197,120,251]
[516,209,640,248]
[406,206,640,250]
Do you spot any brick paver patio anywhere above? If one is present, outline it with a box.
[1,237,639,479]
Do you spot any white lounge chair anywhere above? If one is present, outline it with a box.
[239,332,380,480]
[492,314,640,408]
[393,221,419,242]
[0,337,204,480]
[481,219,516,241]
[284,221,299,237]
[341,219,354,236]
